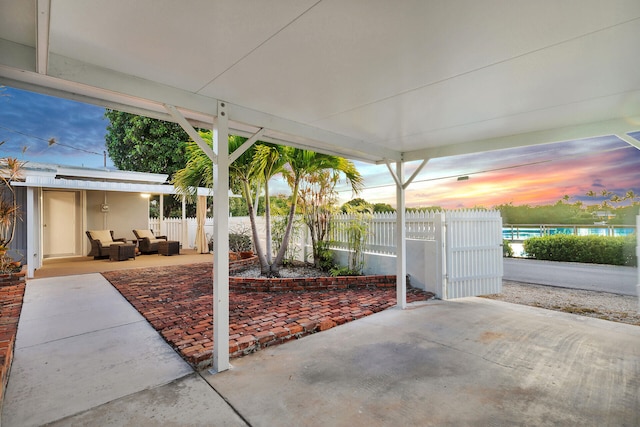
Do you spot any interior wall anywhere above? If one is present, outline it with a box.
[86,191,149,242]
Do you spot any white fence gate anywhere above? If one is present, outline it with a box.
[443,210,503,299]
[331,210,503,300]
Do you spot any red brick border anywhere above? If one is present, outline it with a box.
[0,283,26,406]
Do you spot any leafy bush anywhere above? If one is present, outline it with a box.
[503,240,514,258]
[316,240,336,272]
[523,234,637,266]
[228,225,253,252]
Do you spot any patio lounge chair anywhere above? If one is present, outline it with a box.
[86,230,127,259]
[133,229,167,254]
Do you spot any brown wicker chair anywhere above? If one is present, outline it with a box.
[133,229,167,254]
[86,230,127,259]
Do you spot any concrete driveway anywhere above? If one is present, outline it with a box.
[3,275,639,426]
[205,298,640,427]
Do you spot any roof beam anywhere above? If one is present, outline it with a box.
[229,128,264,164]
[403,116,640,162]
[617,133,640,150]
[165,104,217,163]
[36,0,51,75]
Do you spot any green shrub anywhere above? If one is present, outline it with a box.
[228,232,252,252]
[523,234,637,266]
[503,240,514,258]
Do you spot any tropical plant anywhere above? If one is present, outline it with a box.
[173,131,364,276]
[251,144,287,275]
[279,148,363,272]
[271,215,302,266]
[334,206,372,275]
[0,154,24,272]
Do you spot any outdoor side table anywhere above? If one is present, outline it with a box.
[109,243,136,261]
[158,240,180,256]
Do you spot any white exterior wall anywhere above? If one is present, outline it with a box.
[86,191,148,243]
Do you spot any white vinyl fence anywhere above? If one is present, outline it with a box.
[148,216,265,249]
[149,210,503,299]
[330,210,502,299]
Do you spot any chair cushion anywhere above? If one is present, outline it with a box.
[89,230,113,243]
[135,229,155,240]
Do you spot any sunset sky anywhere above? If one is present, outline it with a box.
[2,86,639,209]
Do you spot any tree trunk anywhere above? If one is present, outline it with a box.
[272,178,300,273]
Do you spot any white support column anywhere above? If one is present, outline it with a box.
[396,161,407,309]
[181,195,187,248]
[159,195,164,235]
[636,215,639,311]
[385,158,429,309]
[212,101,230,372]
[26,187,37,278]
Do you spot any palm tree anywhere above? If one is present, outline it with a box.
[251,144,287,276]
[277,148,363,272]
[173,133,364,277]
[171,132,214,202]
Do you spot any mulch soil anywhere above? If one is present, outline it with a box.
[102,262,432,369]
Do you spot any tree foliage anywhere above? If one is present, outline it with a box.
[104,110,188,175]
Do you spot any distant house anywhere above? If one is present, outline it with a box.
[593,210,616,224]
[9,162,206,278]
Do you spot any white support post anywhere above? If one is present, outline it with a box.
[181,195,187,248]
[212,101,230,373]
[159,194,164,236]
[636,215,639,312]
[386,158,429,309]
[396,161,407,309]
[26,187,37,278]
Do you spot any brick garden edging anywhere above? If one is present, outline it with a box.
[229,256,397,293]
[230,274,396,293]
[0,282,26,408]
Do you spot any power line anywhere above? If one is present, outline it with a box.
[339,144,634,192]
[0,125,103,156]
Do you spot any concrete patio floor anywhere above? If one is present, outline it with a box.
[32,248,213,278]
[2,268,639,426]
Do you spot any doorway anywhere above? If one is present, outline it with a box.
[43,190,82,258]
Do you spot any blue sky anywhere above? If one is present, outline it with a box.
[2,85,639,209]
[0,86,113,168]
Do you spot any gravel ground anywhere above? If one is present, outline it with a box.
[483,281,640,326]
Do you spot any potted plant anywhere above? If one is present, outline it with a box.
[0,155,26,283]
[229,226,253,259]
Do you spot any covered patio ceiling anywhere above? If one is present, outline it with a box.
[1,1,639,163]
[2,1,640,373]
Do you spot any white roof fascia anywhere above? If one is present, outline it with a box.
[12,176,220,197]
[55,166,168,183]
[20,162,168,184]
[13,176,176,194]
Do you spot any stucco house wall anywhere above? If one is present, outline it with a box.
[85,191,149,242]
